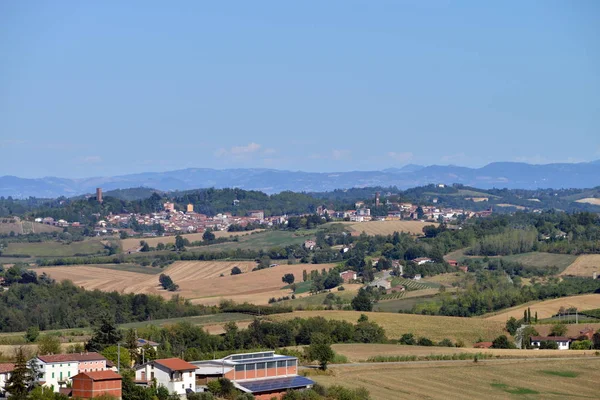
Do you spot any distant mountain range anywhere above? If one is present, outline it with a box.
[2,161,600,198]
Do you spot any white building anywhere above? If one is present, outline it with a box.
[135,358,196,396]
[530,336,571,350]
[33,353,108,392]
[0,363,14,396]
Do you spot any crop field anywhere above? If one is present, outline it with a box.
[329,344,593,363]
[502,252,578,273]
[0,221,62,235]
[560,254,600,277]
[344,220,435,236]
[119,313,254,330]
[535,323,600,338]
[121,230,263,250]
[3,239,107,257]
[575,197,600,205]
[311,358,600,400]
[374,294,439,313]
[391,277,438,290]
[495,203,526,210]
[277,285,362,308]
[485,294,600,321]
[270,311,506,344]
[37,261,335,305]
[34,263,160,275]
[188,230,314,253]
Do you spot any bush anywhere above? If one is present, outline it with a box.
[231,266,242,275]
[399,333,416,345]
[491,335,514,349]
[417,337,434,346]
[437,338,455,347]
[570,340,593,350]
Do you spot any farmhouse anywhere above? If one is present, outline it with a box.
[71,370,122,399]
[530,336,571,350]
[446,259,459,267]
[136,338,160,352]
[339,270,357,283]
[193,351,313,400]
[412,257,433,265]
[32,352,108,391]
[304,240,317,250]
[0,363,14,396]
[135,358,196,395]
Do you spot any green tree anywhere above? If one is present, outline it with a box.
[399,333,416,345]
[202,229,216,241]
[125,328,138,365]
[101,345,130,371]
[550,323,568,337]
[302,270,308,282]
[37,335,61,355]
[351,289,372,312]
[86,318,123,352]
[282,273,295,285]
[305,333,334,370]
[491,335,513,349]
[231,266,242,275]
[534,311,538,323]
[24,326,39,343]
[175,234,185,251]
[505,317,520,336]
[4,347,29,399]
[140,241,150,252]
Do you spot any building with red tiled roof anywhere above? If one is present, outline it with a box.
[473,342,493,349]
[0,363,15,396]
[71,370,122,399]
[135,358,196,395]
[32,353,108,392]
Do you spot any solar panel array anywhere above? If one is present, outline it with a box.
[239,376,315,393]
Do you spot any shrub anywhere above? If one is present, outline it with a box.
[417,337,434,346]
[399,333,416,345]
[570,340,593,350]
[231,266,242,275]
[437,338,455,347]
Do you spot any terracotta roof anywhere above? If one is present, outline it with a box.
[72,370,122,381]
[154,358,197,371]
[38,352,106,363]
[474,342,493,349]
[0,363,15,373]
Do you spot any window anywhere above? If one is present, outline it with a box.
[182,384,184,389]
[189,372,193,377]
[277,361,286,368]
[235,365,245,372]
[151,372,155,379]
[246,363,256,371]
[68,371,70,377]
[256,362,266,369]
[52,373,55,379]
[287,360,295,367]
[267,362,276,369]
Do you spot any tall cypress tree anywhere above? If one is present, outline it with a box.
[5,347,29,399]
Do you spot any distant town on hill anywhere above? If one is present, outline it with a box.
[2,160,600,198]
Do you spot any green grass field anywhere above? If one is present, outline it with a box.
[501,252,577,273]
[187,230,315,253]
[375,295,441,312]
[277,290,357,308]
[391,277,439,290]
[3,240,107,257]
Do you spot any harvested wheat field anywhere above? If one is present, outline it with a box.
[485,294,600,322]
[575,197,600,205]
[346,220,436,236]
[330,344,593,362]
[536,323,600,338]
[121,230,262,250]
[311,358,600,400]
[270,311,505,345]
[561,254,600,277]
[37,261,334,305]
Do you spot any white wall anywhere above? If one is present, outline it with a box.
[136,363,195,395]
[36,360,79,392]
[0,372,10,394]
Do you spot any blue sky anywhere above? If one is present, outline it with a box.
[1,1,599,178]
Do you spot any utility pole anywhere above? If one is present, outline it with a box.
[117,343,121,373]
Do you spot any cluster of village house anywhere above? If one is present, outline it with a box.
[33,189,492,237]
[474,327,597,351]
[0,340,313,400]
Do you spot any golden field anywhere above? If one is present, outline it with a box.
[345,220,436,236]
[485,294,600,321]
[36,261,335,305]
[575,197,600,205]
[269,311,505,345]
[330,343,594,362]
[121,230,262,250]
[560,254,600,277]
[311,358,600,400]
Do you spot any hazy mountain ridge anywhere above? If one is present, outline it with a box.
[2,161,600,198]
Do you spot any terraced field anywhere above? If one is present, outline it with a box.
[311,358,600,400]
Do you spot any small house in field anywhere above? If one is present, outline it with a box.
[473,342,493,349]
[135,358,196,395]
[412,257,433,265]
[446,259,459,267]
[339,270,357,283]
[304,240,316,250]
[386,285,405,294]
[530,336,571,350]
[71,370,122,399]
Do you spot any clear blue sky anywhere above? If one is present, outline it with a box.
[1,1,599,178]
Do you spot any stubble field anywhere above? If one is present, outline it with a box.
[575,197,600,205]
[560,254,600,277]
[36,261,335,305]
[121,230,263,250]
[311,358,600,400]
[484,294,600,321]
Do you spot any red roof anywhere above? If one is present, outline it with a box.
[154,358,197,371]
[0,363,15,373]
[72,370,122,381]
[474,342,493,349]
[38,352,106,363]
